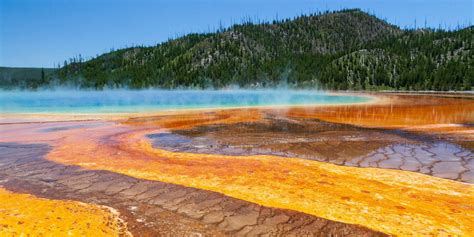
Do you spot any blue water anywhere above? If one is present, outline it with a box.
[0,90,371,114]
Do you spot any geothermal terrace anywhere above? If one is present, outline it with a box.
[0,92,473,236]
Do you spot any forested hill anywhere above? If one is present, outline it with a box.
[0,67,56,89]
[7,9,474,90]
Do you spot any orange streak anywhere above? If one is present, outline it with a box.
[285,94,474,128]
[4,93,474,236]
[45,105,474,236]
[0,187,130,236]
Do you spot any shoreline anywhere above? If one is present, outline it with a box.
[0,92,383,122]
[10,90,474,122]
[1,92,473,236]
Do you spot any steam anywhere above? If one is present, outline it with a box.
[0,89,370,114]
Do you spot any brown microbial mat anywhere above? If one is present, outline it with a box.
[1,93,473,236]
[149,115,474,182]
[0,143,383,236]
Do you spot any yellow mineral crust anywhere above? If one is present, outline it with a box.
[0,187,130,236]
[5,94,474,236]
[46,127,474,236]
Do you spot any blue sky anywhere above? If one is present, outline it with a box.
[1,0,472,68]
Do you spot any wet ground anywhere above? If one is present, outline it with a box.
[149,116,474,183]
[1,93,473,236]
[0,142,383,236]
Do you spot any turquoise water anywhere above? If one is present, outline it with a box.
[0,90,371,114]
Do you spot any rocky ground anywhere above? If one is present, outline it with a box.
[0,142,385,236]
[1,94,473,236]
[149,116,474,183]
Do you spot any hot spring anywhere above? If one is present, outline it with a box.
[0,90,371,113]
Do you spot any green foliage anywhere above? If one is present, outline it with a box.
[0,67,56,89]
[320,27,473,91]
[3,9,472,91]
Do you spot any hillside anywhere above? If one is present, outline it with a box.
[0,67,56,89]
[4,9,474,90]
[321,27,473,90]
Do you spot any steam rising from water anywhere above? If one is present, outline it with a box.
[0,89,370,113]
